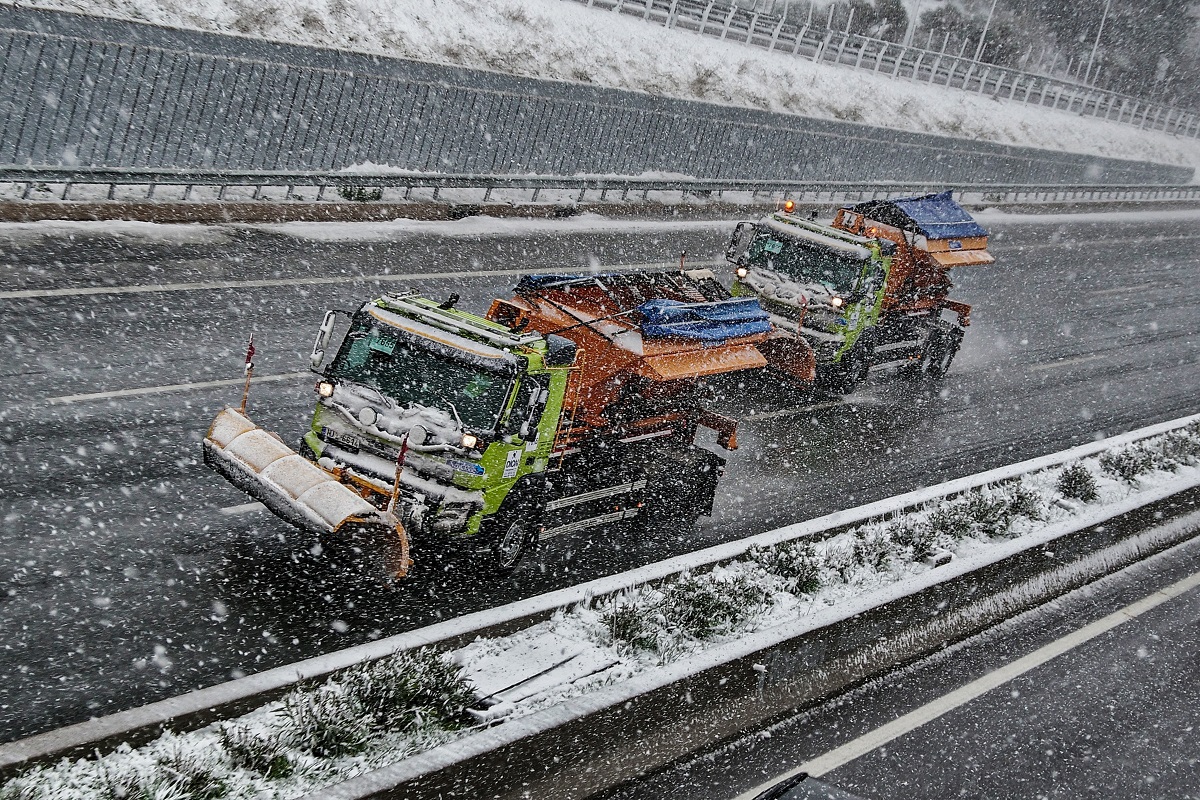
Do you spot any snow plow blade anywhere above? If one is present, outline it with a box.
[203,407,410,579]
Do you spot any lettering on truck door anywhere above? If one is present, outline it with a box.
[503,449,522,479]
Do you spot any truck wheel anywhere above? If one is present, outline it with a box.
[485,503,538,576]
[922,326,964,378]
[817,339,871,395]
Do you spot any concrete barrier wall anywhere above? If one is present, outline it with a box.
[0,6,1191,185]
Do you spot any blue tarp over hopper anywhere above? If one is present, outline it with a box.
[849,190,989,241]
[638,298,771,342]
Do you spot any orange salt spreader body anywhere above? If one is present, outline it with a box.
[487,270,774,451]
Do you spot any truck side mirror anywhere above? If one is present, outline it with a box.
[545,334,577,367]
[310,310,339,370]
[726,222,758,265]
[518,385,549,441]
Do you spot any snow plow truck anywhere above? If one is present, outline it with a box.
[204,270,774,579]
[726,190,994,393]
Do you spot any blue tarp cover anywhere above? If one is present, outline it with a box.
[886,190,988,240]
[638,298,771,342]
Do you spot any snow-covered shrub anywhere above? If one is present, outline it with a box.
[151,735,230,800]
[749,541,821,594]
[852,528,893,572]
[961,489,1014,538]
[927,501,973,541]
[1099,443,1172,483]
[659,572,771,641]
[336,648,475,734]
[822,543,856,582]
[600,598,659,651]
[888,518,938,560]
[217,722,295,780]
[0,771,51,800]
[336,185,383,202]
[278,688,374,758]
[276,648,473,760]
[1157,429,1200,467]
[1003,480,1045,521]
[1056,461,1098,501]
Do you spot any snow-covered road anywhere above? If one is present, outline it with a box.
[1,209,1199,743]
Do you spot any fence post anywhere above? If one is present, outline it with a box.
[720,5,736,39]
[697,0,714,34]
[769,14,785,51]
[791,24,809,56]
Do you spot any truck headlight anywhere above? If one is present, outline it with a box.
[736,266,748,279]
[460,432,478,449]
[317,380,335,398]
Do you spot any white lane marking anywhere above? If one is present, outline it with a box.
[219,502,266,516]
[739,400,844,423]
[1088,282,1158,298]
[42,371,311,406]
[1027,353,1108,372]
[0,260,724,300]
[733,567,1200,799]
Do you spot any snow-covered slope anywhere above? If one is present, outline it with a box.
[13,0,1200,176]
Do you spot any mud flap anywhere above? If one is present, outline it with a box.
[757,331,817,384]
[203,407,411,579]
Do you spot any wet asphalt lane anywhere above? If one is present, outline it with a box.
[1,212,1199,742]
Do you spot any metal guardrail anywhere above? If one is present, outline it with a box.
[4,168,1200,207]
[573,0,1200,140]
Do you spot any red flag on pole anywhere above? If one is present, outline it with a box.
[244,334,256,376]
[239,334,255,413]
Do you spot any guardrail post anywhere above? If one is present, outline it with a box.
[697,0,714,35]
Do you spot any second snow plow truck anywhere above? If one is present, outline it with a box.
[726,190,994,393]
[204,271,773,579]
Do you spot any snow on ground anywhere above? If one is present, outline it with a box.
[248,212,734,242]
[0,218,232,244]
[6,206,1200,248]
[17,0,1200,176]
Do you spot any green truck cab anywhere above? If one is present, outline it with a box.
[727,210,894,393]
[304,292,576,572]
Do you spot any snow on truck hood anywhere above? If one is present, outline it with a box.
[328,383,459,443]
[741,266,839,309]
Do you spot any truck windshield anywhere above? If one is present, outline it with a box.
[748,233,865,295]
[327,320,514,431]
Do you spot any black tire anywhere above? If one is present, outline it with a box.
[921,325,964,378]
[483,500,539,576]
[816,336,872,395]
